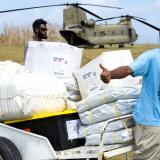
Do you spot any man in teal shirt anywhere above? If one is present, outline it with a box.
[100,48,160,160]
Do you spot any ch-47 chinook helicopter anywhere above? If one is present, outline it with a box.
[0,3,160,48]
[59,3,160,48]
[59,3,138,48]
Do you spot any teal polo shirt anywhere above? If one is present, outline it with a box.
[129,48,160,126]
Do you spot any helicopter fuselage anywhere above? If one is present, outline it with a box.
[60,23,138,47]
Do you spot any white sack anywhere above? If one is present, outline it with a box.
[59,76,79,91]
[79,118,135,138]
[76,85,141,113]
[79,99,137,124]
[68,90,82,101]
[25,41,83,78]
[0,73,68,121]
[85,128,133,146]
[74,50,141,98]
[0,61,28,76]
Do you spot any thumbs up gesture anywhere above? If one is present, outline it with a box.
[99,64,111,83]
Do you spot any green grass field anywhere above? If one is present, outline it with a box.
[0,44,159,66]
[82,44,160,66]
[0,44,159,160]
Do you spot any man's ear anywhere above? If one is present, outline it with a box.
[35,28,39,34]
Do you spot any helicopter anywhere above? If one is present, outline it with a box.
[0,3,160,48]
[59,3,160,48]
[59,3,138,48]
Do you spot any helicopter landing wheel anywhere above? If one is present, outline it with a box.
[118,44,124,48]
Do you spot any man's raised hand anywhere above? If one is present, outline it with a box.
[99,64,111,83]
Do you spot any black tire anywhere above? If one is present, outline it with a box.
[0,137,22,160]
[99,45,104,48]
[118,44,125,48]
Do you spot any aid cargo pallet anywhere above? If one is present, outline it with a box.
[0,114,134,160]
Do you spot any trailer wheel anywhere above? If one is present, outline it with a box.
[0,137,22,160]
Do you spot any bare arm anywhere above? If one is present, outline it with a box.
[100,64,132,83]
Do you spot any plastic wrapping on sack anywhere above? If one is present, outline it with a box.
[59,76,79,91]
[68,90,82,101]
[76,85,141,113]
[0,61,29,76]
[79,118,135,138]
[25,41,83,78]
[0,73,69,121]
[65,100,77,110]
[79,99,137,124]
[85,127,134,146]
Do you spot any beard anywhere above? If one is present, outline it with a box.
[38,31,48,40]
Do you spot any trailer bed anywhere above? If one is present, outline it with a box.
[56,144,134,159]
[0,114,134,160]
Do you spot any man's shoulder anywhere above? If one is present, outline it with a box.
[139,48,159,59]
[143,48,159,55]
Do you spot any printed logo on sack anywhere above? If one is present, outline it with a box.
[83,72,97,79]
[53,57,65,63]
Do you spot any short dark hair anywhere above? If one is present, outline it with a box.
[32,19,47,33]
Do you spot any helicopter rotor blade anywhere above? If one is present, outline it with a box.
[0,4,65,13]
[132,17,160,31]
[96,15,147,22]
[77,3,122,9]
[0,3,122,15]
[96,16,122,22]
[130,15,146,21]
[77,5,103,19]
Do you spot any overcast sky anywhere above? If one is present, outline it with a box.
[0,0,160,43]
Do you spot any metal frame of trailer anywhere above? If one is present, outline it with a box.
[0,114,134,160]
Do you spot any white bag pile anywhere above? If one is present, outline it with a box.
[0,60,29,76]
[76,86,141,145]
[25,41,83,103]
[0,73,69,121]
[79,118,134,138]
[75,50,142,146]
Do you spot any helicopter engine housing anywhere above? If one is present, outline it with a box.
[81,19,95,27]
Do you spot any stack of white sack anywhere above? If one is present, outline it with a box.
[74,50,141,99]
[0,73,69,121]
[25,41,83,104]
[74,50,142,146]
[76,86,141,145]
[0,60,29,76]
